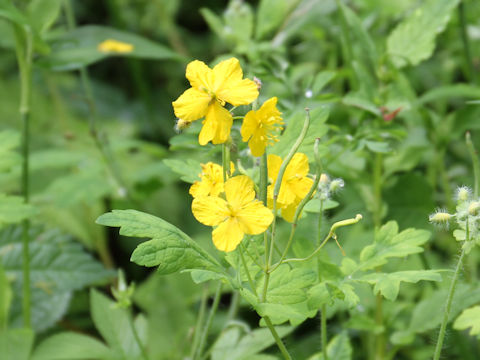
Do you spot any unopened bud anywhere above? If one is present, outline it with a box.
[175,118,192,133]
[329,178,345,193]
[319,173,329,184]
[456,186,471,203]
[429,212,453,224]
[468,201,480,215]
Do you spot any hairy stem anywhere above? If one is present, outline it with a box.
[321,304,328,360]
[466,132,480,198]
[190,284,208,359]
[264,316,293,360]
[433,248,467,360]
[128,309,148,360]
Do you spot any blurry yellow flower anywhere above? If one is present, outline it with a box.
[192,175,273,252]
[172,58,259,145]
[189,162,235,198]
[267,153,314,222]
[241,97,283,157]
[98,39,134,53]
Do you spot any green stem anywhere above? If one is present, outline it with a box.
[13,20,33,329]
[466,132,480,198]
[221,143,231,182]
[263,316,293,360]
[195,283,222,360]
[335,0,358,90]
[190,284,208,359]
[321,304,328,360]
[458,1,477,84]
[128,309,148,360]
[373,153,382,228]
[259,153,268,205]
[433,248,467,360]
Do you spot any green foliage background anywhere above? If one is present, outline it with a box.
[2,0,480,359]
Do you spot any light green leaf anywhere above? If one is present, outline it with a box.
[454,306,480,337]
[40,25,180,71]
[258,266,316,305]
[32,332,112,360]
[387,0,460,68]
[312,71,336,95]
[256,0,298,39]
[90,289,141,359]
[343,93,381,116]
[0,194,36,227]
[96,210,225,276]
[359,221,431,271]
[304,198,339,213]
[27,0,62,34]
[0,328,34,360]
[308,332,352,360]
[359,270,442,301]
[257,301,317,326]
[417,84,480,105]
[163,158,202,184]
[211,325,293,360]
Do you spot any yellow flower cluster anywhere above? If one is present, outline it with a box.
[172,57,283,156]
[174,58,314,252]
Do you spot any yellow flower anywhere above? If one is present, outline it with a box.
[189,162,235,198]
[192,175,273,252]
[172,58,259,145]
[267,153,314,222]
[97,39,134,53]
[240,97,283,157]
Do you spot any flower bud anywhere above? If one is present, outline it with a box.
[456,186,471,203]
[429,212,453,224]
[319,173,329,185]
[329,178,345,193]
[468,201,480,215]
[175,118,192,133]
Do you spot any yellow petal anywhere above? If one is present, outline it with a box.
[256,97,279,119]
[213,58,258,106]
[281,201,299,223]
[248,132,267,157]
[189,162,227,198]
[192,196,229,226]
[199,101,233,145]
[172,87,212,121]
[267,154,282,184]
[186,60,214,91]
[290,177,314,200]
[224,175,256,210]
[212,217,244,252]
[284,153,310,179]
[240,109,257,142]
[237,200,273,235]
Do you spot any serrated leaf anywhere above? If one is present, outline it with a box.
[39,25,180,71]
[90,289,142,359]
[0,328,34,360]
[257,301,317,326]
[387,0,460,68]
[211,325,293,360]
[96,210,225,276]
[163,158,202,184]
[31,332,112,360]
[359,221,430,270]
[257,266,316,305]
[359,270,442,301]
[453,306,480,337]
